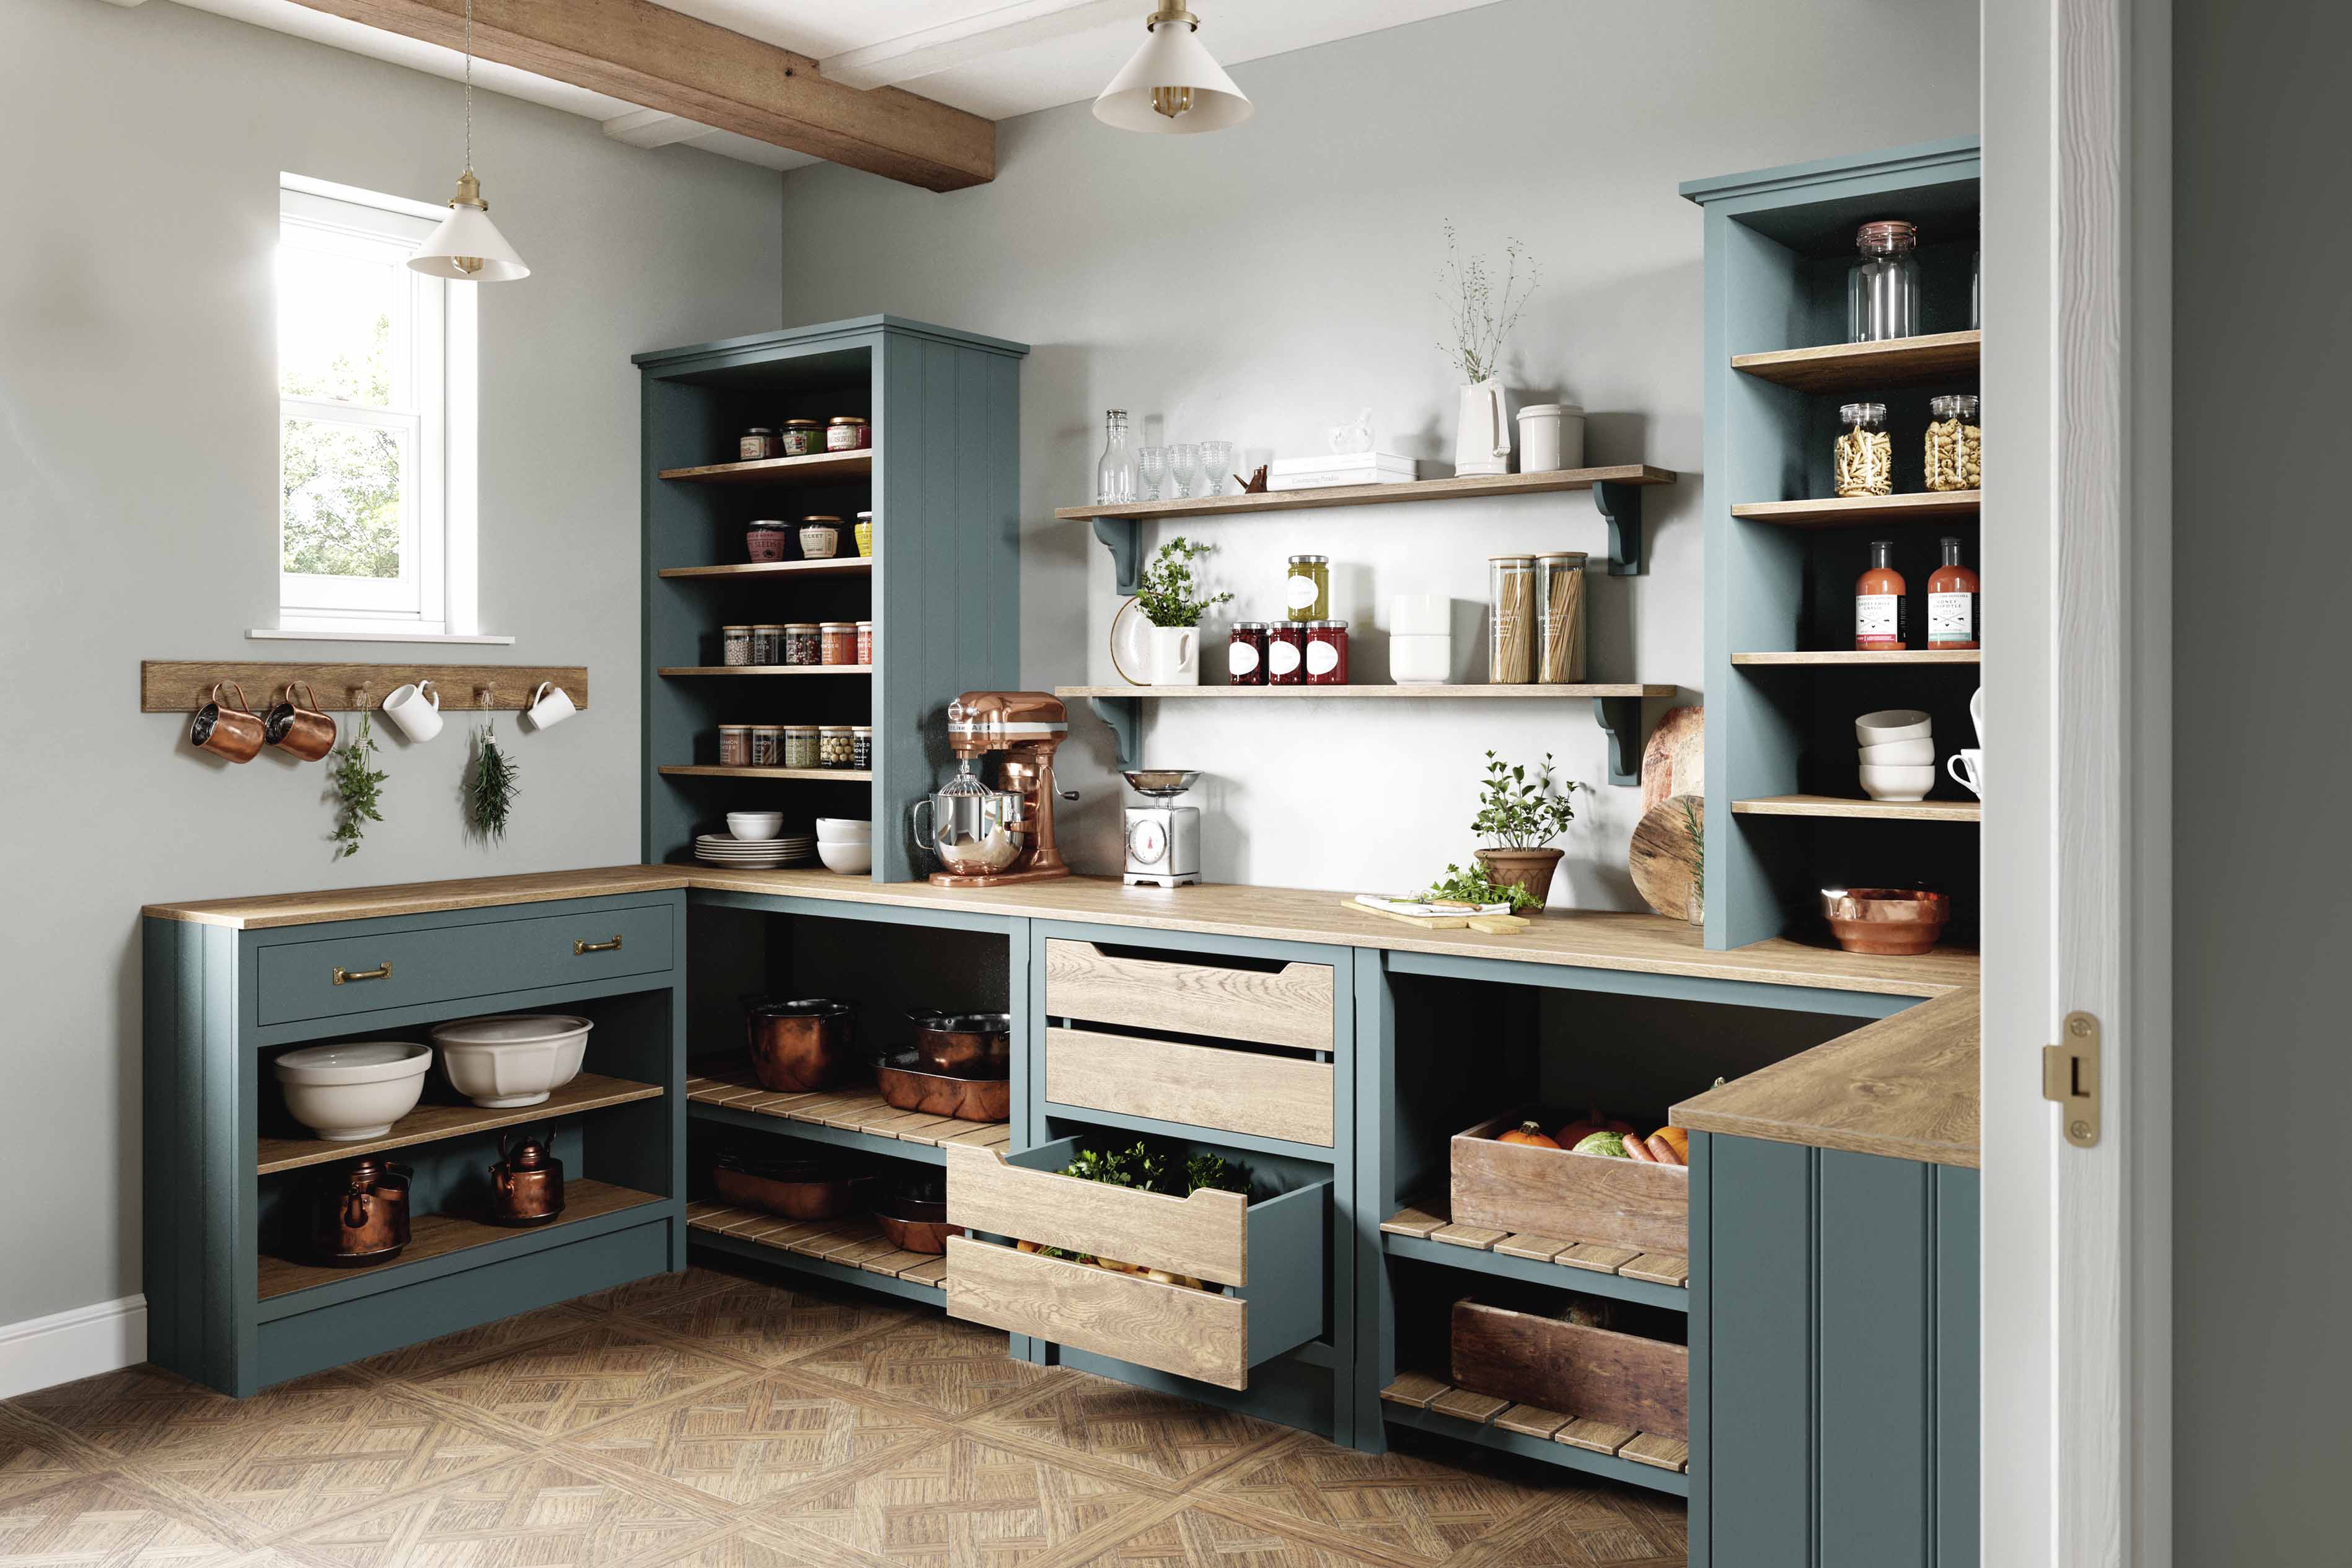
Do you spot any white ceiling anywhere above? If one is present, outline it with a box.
[162,0,1512,175]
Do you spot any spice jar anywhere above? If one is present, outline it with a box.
[1284,555,1330,621]
[1487,555,1536,684]
[783,725,818,770]
[750,725,783,768]
[1535,552,1588,684]
[718,725,751,767]
[855,511,874,557]
[721,625,752,667]
[1267,622,1306,685]
[739,428,780,461]
[851,726,873,770]
[1228,622,1269,685]
[1304,620,1350,685]
[819,725,856,768]
[751,624,786,666]
[855,620,873,666]
[819,622,858,666]
[746,520,789,563]
[826,415,870,452]
[1848,219,1921,343]
[781,419,823,457]
[1924,394,1981,491]
[783,623,820,667]
[799,516,840,560]
[1834,403,1893,497]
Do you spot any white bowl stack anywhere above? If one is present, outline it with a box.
[1854,709,1937,801]
[816,817,873,875]
[696,813,814,866]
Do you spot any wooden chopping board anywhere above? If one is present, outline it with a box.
[1641,705,1704,815]
[1629,794,1704,922]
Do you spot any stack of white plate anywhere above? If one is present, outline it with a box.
[694,832,814,868]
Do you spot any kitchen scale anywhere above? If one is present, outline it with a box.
[1121,769,1202,888]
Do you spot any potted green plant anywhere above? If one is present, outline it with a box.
[1468,749,1583,908]
[1134,536,1232,685]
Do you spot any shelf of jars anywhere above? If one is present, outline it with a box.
[658,666,874,678]
[658,451,873,486]
[659,766,872,783]
[657,559,873,581]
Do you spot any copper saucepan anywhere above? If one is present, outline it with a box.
[906,1010,1013,1075]
[744,997,858,1093]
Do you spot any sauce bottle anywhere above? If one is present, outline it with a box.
[1855,539,1906,651]
[1927,536,1980,650]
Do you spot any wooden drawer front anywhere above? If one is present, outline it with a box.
[1451,1112,1689,1256]
[1045,1027,1334,1148]
[1451,1298,1689,1440]
[946,1236,1251,1389]
[256,902,675,1026]
[944,1140,1249,1285]
[1044,939,1332,1051]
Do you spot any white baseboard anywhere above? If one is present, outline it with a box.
[0,1295,147,1399]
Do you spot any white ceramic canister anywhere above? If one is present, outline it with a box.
[1515,404,1586,473]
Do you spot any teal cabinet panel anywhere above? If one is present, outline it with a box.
[1817,1150,1932,1567]
[1703,1134,1815,1567]
[1934,1169,1980,1568]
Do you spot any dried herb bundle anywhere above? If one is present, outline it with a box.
[1436,222,1540,385]
[469,717,519,843]
[328,711,387,859]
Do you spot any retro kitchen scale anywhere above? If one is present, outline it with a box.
[1121,769,1203,888]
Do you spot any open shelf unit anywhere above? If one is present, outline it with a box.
[1382,1373,1691,1492]
[1380,1200,1689,1312]
[685,1202,948,1304]
[659,451,873,485]
[1727,329,1979,391]
[259,1179,663,1302]
[686,1057,1011,1166]
[1732,650,1979,666]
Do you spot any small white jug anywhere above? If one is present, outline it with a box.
[381,680,443,743]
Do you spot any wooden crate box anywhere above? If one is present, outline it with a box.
[1450,1111,1689,1256]
[1451,1297,1689,1439]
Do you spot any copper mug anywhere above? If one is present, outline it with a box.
[263,681,338,761]
[310,1158,412,1263]
[191,681,265,763]
[488,1127,566,1225]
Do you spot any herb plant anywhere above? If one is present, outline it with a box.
[1436,223,1539,385]
[1135,536,1233,629]
[469,717,519,843]
[1471,750,1584,850]
[328,711,387,859]
[1424,860,1541,914]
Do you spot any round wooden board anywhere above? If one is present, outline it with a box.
[1629,793,1704,922]
[1641,705,1704,815]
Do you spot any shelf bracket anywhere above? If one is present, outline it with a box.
[1593,481,1644,577]
[1085,695,1142,771]
[1592,697,1645,786]
[1092,517,1142,596]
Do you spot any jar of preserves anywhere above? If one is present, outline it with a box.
[718,725,751,767]
[851,726,873,770]
[781,419,823,456]
[1848,219,1921,342]
[782,725,818,770]
[819,622,858,666]
[1284,554,1329,621]
[750,725,783,768]
[1267,622,1307,685]
[1305,620,1350,685]
[1488,555,1536,684]
[739,428,780,461]
[855,620,873,666]
[798,516,840,560]
[1834,403,1893,497]
[819,725,857,768]
[721,625,752,667]
[1228,622,1269,685]
[746,520,789,563]
[1535,552,1588,684]
[827,415,871,452]
[783,623,820,667]
[1924,394,1981,491]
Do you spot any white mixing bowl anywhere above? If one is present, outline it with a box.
[817,840,874,874]
[429,1014,592,1108]
[274,1041,431,1140]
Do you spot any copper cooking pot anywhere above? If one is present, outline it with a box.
[487,1128,565,1225]
[873,1047,1011,1122]
[744,997,859,1093]
[906,1010,1013,1075]
[309,1158,411,1264]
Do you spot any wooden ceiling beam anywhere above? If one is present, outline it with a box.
[283,0,995,191]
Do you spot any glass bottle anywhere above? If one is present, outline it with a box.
[1855,539,1907,651]
[1096,409,1136,505]
[1927,537,1981,650]
[1848,221,1922,342]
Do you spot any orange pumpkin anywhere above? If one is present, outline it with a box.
[1497,1119,1561,1149]
[1649,1126,1689,1165]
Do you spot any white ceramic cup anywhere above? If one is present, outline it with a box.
[381,680,443,742]
[1858,737,1936,767]
[1948,747,1984,797]
[526,682,578,730]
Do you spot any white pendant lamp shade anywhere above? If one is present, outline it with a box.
[1095,6,1252,134]
[410,170,529,281]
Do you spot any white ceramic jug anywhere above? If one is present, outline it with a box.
[1146,626,1198,686]
[1455,380,1511,477]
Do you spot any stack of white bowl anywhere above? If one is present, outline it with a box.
[816,817,873,874]
[1390,594,1453,684]
[1855,708,1937,801]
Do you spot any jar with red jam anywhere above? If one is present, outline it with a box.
[1228,622,1269,685]
[1304,620,1350,684]
[1267,623,1306,685]
[826,415,871,452]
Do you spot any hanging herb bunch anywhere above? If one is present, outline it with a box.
[469,714,520,843]
[328,711,388,859]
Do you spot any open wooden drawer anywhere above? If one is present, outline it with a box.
[943,1137,1327,1390]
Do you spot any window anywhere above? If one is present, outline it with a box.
[275,177,477,635]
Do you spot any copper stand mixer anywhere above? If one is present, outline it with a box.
[918,692,1075,888]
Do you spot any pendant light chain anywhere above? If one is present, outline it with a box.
[463,0,475,174]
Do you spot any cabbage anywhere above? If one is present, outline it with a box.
[1572,1130,1629,1158]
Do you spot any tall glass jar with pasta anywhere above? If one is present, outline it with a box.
[1487,555,1536,684]
[1535,552,1588,683]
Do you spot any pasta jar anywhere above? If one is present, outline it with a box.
[1834,402,1893,496]
[1267,622,1307,685]
[739,428,780,461]
[819,622,858,666]
[819,725,857,768]
[1305,620,1350,685]
[750,725,783,768]
[746,520,790,562]
[781,419,823,456]
[855,620,874,666]
[718,725,751,767]
[1924,394,1982,491]
[721,625,752,667]
[1228,622,1269,685]
[826,415,871,452]
[783,623,820,667]
[782,725,818,770]
[851,726,873,769]
[1284,554,1330,621]
[751,624,786,666]
[1535,552,1588,684]
[1488,555,1536,684]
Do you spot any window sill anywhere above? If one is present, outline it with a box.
[248,627,518,646]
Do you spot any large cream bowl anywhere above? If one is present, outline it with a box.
[274,1041,431,1140]
[429,1014,593,1108]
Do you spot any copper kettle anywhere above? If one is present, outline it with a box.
[488,1127,565,1225]
[311,1158,412,1263]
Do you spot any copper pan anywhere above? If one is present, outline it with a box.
[873,1049,1010,1122]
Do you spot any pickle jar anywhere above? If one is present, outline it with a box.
[1228,622,1269,685]
[1924,394,1982,491]
[721,625,752,667]
[1487,555,1536,684]
[1535,552,1588,684]
[1267,622,1307,685]
[738,428,780,461]
[782,725,818,770]
[1284,554,1330,621]
[1304,620,1350,685]
[1834,403,1893,497]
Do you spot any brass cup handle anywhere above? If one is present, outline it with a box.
[574,935,623,955]
[332,962,393,985]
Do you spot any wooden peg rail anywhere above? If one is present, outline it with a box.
[141,662,588,714]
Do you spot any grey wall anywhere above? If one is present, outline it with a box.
[772,0,1978,900]
[0,0,780,1328]
[2174,0,2349,1556]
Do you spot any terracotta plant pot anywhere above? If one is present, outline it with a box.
[1476,847,1564,909]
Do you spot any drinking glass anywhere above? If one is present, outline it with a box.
[1137,445,1166,501]
[1199,441,1234,497]
[1166,443,1202,500]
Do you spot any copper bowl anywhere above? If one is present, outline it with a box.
[712,1155,861,1219]
[874,1209,964,1256]
[873,1049,1010,1122]
[907,1010,1012,1075]
[744,997,858,1094]
[1821,888,1951,955]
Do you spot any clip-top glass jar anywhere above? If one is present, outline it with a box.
[1834,403,1893,497]
[1228,622,1269,685]
[1924,394,1981,491]
[1284,555,1329,621]
[1304,620,1350,685]
[1848,219,1922,342]
[1487,555,1535,684]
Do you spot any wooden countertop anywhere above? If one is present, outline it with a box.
[143,866,693,929]
[1670,987,1980,1166]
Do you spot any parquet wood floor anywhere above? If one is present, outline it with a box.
[0,1261,1685,1567]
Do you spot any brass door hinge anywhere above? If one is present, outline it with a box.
[2042,1011,2100,1148]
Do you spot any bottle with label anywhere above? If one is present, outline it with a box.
[1926,536,1980,650]
[1855,539,1906,651]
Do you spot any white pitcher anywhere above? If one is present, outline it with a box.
[1454,380,1512,477]
[1145,625,1198,686]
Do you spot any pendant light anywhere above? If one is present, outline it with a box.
[1094,4,1252,135]
[409,0,529,281]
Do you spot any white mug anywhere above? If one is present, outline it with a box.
[526,682,578,730]
[1948,747,1984,798]
[381,680,443,742]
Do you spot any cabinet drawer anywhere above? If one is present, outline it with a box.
[256,902,675,1026]
[1044,938,1332,1051]
[1045,1026,1334,1148]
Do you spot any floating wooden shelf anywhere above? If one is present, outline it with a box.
[1732,650,1981,666]
[659,765,873,782]
[1731,491,1980,528]
[685,1201,946,1298]
[685,1059,1011,1166]
[1732,795,1980,822]
[256,1074,663,1176]
[257,1179,663,1300]
[658,451,872,485]
[656,558,872,579]
[658,666,873,677]
[1381,1373,1690,1491]
[1730,330,1980,392]
[1381,1201,1688,1310]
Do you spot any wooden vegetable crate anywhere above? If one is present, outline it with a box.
[1450,1111,1689,1256]
[1450,1297,1689,1440]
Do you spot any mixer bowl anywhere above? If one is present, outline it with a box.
[917,787,1026,875]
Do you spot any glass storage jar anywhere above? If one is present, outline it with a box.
[819,725,857,768]
[855,620,873,666]
[827,415,870,452]
[751,624,786,665]
[1488,555,1536,684]
[783,623,820,667]
[1228,622,1269,685]
[1924,394,1981,491]
[1536,552,1588,684]
[721,625,752,667]
[1834,403,1894,496]
[1304,620,1350,684]
[781,419,823,456]
[820,622,858,666]
[718,725,751,767]
[1284,555,1330,621]
[750,725,783,768]
[782,725,818,770]
[1848,219,1922,342]
[739,428,780,461]
[1266,622,1306,685]
[851,726,873,770]
[746,520,789,562]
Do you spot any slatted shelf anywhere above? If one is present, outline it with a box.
[257,1179,664,1302]
[257,1073,663,1175]
[684,1200,948,1305]
[685,1057,1010,1166]
[1382,1200,1689,1292]
[1731,795,1980,822]
[1381,1374,1689,1495]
